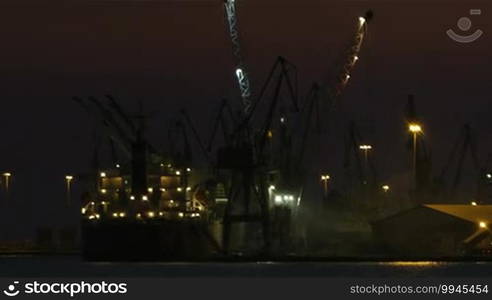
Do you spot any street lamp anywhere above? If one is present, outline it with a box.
[320,175,330,198]
[409,124,422,134]
[65,175,74,205]
[382,185,390,193]
[359,144,372,168]
[359,16,366,27]
[2,172,11,194]
[408,123,422,188]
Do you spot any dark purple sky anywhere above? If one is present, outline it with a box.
[1,0,491,239]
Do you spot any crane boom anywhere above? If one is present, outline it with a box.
[326,11,372,103]
[224,0,252,115]
[73,96,132,158]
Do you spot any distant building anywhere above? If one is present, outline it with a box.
[372,205,492,257]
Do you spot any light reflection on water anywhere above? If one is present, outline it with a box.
[380,261,442,267]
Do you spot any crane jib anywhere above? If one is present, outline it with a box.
[224,0,252,115]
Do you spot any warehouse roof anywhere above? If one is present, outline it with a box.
[424,204,492,224]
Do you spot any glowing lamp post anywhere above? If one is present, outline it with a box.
[3,172,11,194]
[65,175,74,205]
[320,175,330,199]
[359,16,366,27]
[409,124,422,133]
[408,123,422,188]
[359,144,372,168]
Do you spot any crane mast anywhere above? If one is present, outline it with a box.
[224,0,252,115]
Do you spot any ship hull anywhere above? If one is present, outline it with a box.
[82,219,219,261]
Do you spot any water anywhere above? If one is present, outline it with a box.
[1,256,491,278]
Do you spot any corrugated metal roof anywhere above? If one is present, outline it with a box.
[424,204,492,225]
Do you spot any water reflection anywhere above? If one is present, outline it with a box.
[381,261,442,267]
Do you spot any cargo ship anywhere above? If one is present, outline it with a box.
[77,104,227,260]
[80,158,224,261]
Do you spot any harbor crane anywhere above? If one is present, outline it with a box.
[439,124,483,203]
[218,6,373,253]
[217,56,299,254]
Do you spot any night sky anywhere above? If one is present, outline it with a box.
[1,0,492,239]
